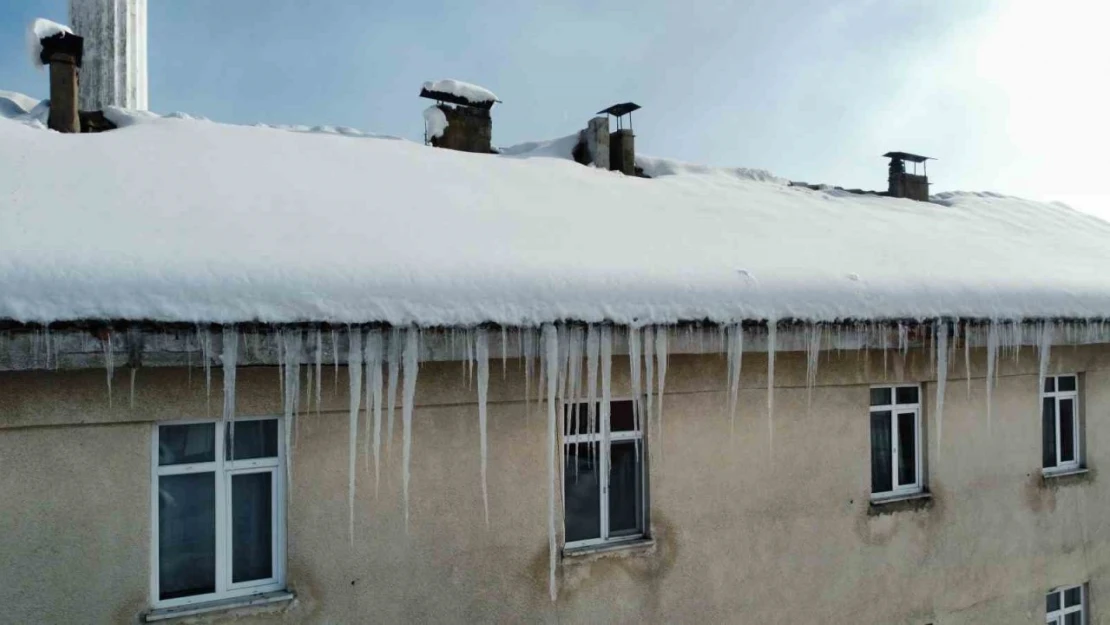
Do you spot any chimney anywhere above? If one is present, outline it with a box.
[39,31,84,133]
[68,0,149,111]
[419,80,498,154]
[884,152,932,201]
[597,102,640,176]
[574,116,610,169]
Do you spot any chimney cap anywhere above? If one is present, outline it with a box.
[883,151,933,163]
[419,88,497,110]
[39,31,83,67]
[597,102,641,117]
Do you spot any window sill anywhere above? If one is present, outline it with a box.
[1042,467,1091,486]
[144,591,295,622]
[868,491,932,516]
[562,537,655,562]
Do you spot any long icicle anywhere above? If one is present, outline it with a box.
[1038,320,1054,397]
[366,330,384,494]
[282,330,303,503]
[805,322,821,408]
[104,331,114,407]
[599,326,612,493]
[935,321,949,463]
[643,326,655,444]
[965,321,973,398]
[476,328,491,527]
[347,328,363,546]
[315,329,323,416]
[655,327,668,455]
[767,321,777,454]
[401,328,419,531]
[628,327,643,460]
[385,329,401,458]
[543,324,559,602]
[222,326,238,459]
[727,323,744,440]
[986,320,999,433]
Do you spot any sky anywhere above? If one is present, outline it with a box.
[1,0,1107,219]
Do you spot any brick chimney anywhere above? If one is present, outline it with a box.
[419,81,497,154]
[884,152,932,201]
[39,31,84,133]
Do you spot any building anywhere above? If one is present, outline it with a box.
[4,11,1110,625]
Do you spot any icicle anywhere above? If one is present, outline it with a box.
[542,324,559,602]
[585,325,599,443]
[476,328,491,527]
[655,327,668,452]
[347,328,363,546]
[1038,320,1054,396]
[766,321,777,453]
[103,333,114,406]
[200,328,212,416]
[315,329,323,416]
[628,327,643,457]
[935,321,948,462]
[805,323,821,407]
[401,328,419,530]
[600,326,613,472]
[282,330,303,502]
[331,328,340,394]
[565,326,583,476]
[986,321,999,433]
[965,322,973,398]
[881,323,890,380]
[727,323,744,439]
[128,367,137,409]
[385,329,401,457]
[501,326,508,379]
[643,326,655,443]
[221,327,238,456]
[365,330,384,494]
[523,328,534,415]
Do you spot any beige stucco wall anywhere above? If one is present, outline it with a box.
[1,343,1109,624]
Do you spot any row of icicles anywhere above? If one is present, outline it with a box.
[12,318,1108,600]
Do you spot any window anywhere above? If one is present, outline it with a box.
[1047,584,1085,624]
[563,400,646,548]
[1043,374,1081,473]
[152,418,285,608]
[869,385,923,499]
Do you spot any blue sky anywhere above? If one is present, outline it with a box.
[2,0,1107,217]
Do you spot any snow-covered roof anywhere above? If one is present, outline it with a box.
[2,101,1110,327]
[421,79,499,104]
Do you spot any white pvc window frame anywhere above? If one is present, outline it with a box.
[1043,374,1081,474]
[150,417,286,609]
[562,398,646,549]
[1046,584,1085,624]
[869,385,923,500]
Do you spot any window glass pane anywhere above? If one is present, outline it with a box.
[609,401,637,432]
[565,403,600,435]
[1065,612,1081,625]
[609,441,643,537]
[870,388,892,406]
[159,472,216,600]
[895,387,919,405]
[1047,590,1061,612]
[1065,586,1082,607]
[1045,377,1056,393]
[227,420,279,460]
[159,423,215,466]
[897,412,916,486]
[1043,398,1058,468]
[1058,376,1077,392]
[1059,399,1076,463]
[870,411,893,494]
[563,443,601,543]
[232,472,274,583]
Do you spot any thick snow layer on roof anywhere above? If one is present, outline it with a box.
[3,106,1110,326]
[422,79,498,104]
[27,18,73,69]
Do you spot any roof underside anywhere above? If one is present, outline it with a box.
[2,108,1110,327]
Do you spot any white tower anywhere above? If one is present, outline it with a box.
[68,0,148,111]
